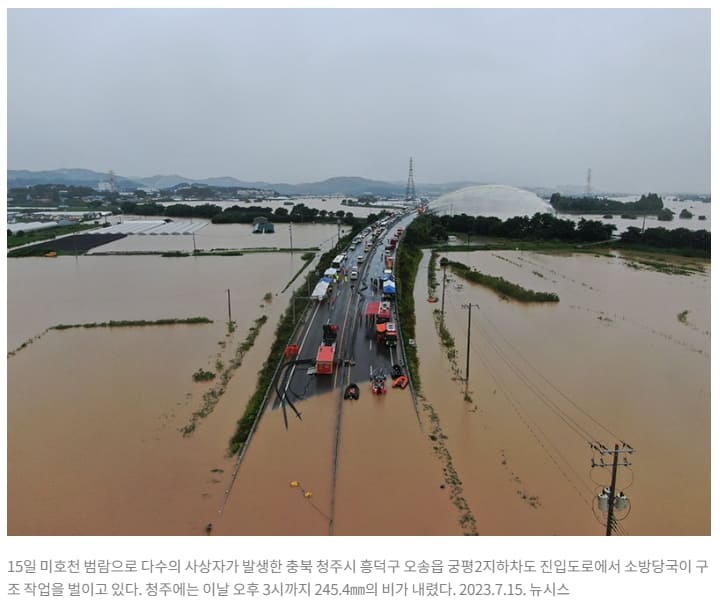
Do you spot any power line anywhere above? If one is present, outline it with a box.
[446,305,592,505]
[467,312,598,443]
[477,308,624,443]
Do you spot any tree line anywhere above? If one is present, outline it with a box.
[619,226,710,254]
[550,192,664,215]
[402,212,709,256]
[405,212,618,246]
[118,201,389,226]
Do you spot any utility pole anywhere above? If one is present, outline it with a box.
[606,445,620,537]
[591,441,635,536]
[440,262,447,326]
[192,232,196,253]
[461,302,480,394]
[226,289,232,324]
[289,222,293,251]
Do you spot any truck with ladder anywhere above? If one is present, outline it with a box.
[315,323,338,375]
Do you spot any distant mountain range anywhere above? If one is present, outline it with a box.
[7,168,480,197]
[8,168,144,191]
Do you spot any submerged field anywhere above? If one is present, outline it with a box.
[415,249,710,535]
[6,242,710,536]
[7,252,302,535]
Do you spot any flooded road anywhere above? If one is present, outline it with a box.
[332,391,461,535]
[214,367,461,535]
[415,248,710,535]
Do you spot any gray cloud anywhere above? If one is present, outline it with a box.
[7,8,710,193]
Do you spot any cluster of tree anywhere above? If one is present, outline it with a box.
[116,200,389,227]
[550,192,664,215]
[404,212,617,247]
[619,226,710,254]
[337,196,378,206]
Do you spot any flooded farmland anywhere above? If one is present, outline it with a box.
[6,228,710,536]
[414,248,710,535]
[87,217,349,254]
[7,252,302,535]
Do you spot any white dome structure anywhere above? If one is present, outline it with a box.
[430,185,553,219]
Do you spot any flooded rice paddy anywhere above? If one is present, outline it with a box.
[415,248,709,535]
[7,252,301,534]
[6,237,710,535]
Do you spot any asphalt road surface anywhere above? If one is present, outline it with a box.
[275,209,418,413]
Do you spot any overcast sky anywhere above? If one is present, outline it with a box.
[7,8,711,193]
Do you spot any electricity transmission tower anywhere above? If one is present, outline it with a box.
[405,157,416,202]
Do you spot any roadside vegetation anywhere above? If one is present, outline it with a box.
[427,250,439,299]
[395,234,423,392]
[396,242,479,534]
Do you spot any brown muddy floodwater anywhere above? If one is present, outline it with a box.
[8,246,709,536]
[7,253,304,351]
[214,388,461,536]
[7,253,301,535]
[414,249,710,536]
